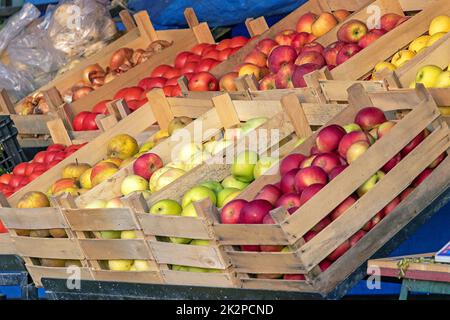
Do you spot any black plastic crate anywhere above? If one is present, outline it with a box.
[0,116,27,173]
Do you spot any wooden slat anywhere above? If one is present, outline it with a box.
[0,233,15,255]
[134,11,158,42]
[10,114,53,135]
[119,10,137,32]
[241,278,317,292]
[281,94,313,138]
[64,208,137,231]
[214,224,289,245]
[212,94,241,129]
[27,266,93,288]
[79,239,153,260]
[245,17,270,37]
[184,7,199,28]
[92,270,162,284]
[368,256,450,274]
[227,251,305,274]
[150,241,229,269]
[0,207,66,229]
[162,270,236,287]
[14,237,84,259]
[147,89,175,132]
[0,89,15,114]
[138,214,211,239]
[47,118,72,146]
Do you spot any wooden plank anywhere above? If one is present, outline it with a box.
[0,89,15,114]
[245,17,270,37]
[241,278,317,292]
[184,7,199,28]
[147,89,175,132]
[368,256,450,275]
[92,270,162,284]
[26,266,93,288]
[42,87,63,112]
[191,23,215,45]
[320,80,386,102]
[282,97,440,243]
[0,233,15,255]
[162,270,236,287]
[64,208,137,231]
[212,93,241,129]
[14,237,84,259]
[119,10,137,32]
[137,214,211,239]
[227,251,305,274]
[214,224,290,245]
[330,0,450,80]
[47,118,72,146]
[79,239,153,260]
[134,11,158,42]
[0,207,66,230]
[150,241,229,269]
[10,114,53,135]
[300,123,450,271]
[281,94,313,138]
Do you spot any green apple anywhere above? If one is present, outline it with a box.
[120,230,137,239]
[190,239,210,246]
[221,175,249,190]
[343,123,362,133]
[177,142,203,162]
[181,202,197,217]
[222,190,241,207]
[217,187,240,208]
[121,174,149,196]
[183,151,211,171]
[169,237,192,244]
[434,71,450,88]
[181,185,217,208]
[149,199,182,215]
[415,65,443,88]
[172,265,189,271]
[357,171,384,197]
[186,266,210,273]
[100,231,121,239]
[133,260,152,271]
[231,151,258,182]
[253,156,278,179]
[200,181,223,195]
[241,117,268,134]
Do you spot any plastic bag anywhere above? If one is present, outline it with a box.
[0,64,35,103]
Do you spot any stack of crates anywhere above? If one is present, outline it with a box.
[0,116,27,173]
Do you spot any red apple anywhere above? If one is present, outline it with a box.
[337,19,368,43]
[275,62,295,89]
[301,42,324,54]
[72,111,90,131]
[244,50,267,68]
[295,51,325,67]
[260,214,284,252]
[401,130,426,157]
[114,86,144,101]
[312,152,341,174]
[295,167,327,192]
[239,199,273,224]
[358,30,382,48]
[304,230,317,242]
[13,163,28,176]
[188,72,219,91]
[229,36,249,48]
[312,216,331,233]
[328,165,348,180]
[383,196,400,217]
[267,45,297,73]
[331,196,357,221]
[275,192,302,210]
[92,100,111,114]
[350,230,366,247]
[300,155,317,168]
[380,13,403,31]
[138,77,167,91]
[338,131,370,157]
[274,30,297,46]
[82,112,100,131]
[162,68,182,80]
[291,32,312,52]
[191,43,215,56]
[327,240,351,261]
[258,74,277,90]
[355,107,387,131]
[284,274,305,280]
[0,174,12,185]
[296,12,317,33]
[412,168,433,187]
[133,153,163,180]
[174,51,193,69]
[220,199,248,224]
[240,245,260,252]
[382,153,402,173]
[319,260,333,272]
[255,184,282,206]
[194,59,220,73]
[336,44,362,65]
[316,124,346,153]
[323,41,346,66]
[33,151,47,164]
[280,153,306,176]
[203,49,221,61]
[292,63,321,88]
[216,39,231,51]
[280,168,300,194]
[256,38,278,56]
[429,153,446,169]
[299,183,325,206]
[400,187,415,201]
[151,64,173,77]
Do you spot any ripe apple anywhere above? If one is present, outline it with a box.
[401,130,426,156]
[253,156,278,178]
[149,199,182,215]
[238,63,262,81]
[383,196,401,217]
[62,163,91,180]
[181,185,217,208]
[311,12,338,37]
[220,199,247,224]
[280,153,306,176]
[221,175,249,190]
[296,12,317,33]
[292,63,321,88]
[244,50,267,68]
[275,192,302,210]
[231,151,258,183]
[121,174,148,196]
[108,260,133,271]
[434,71,450,88]
[267,45,297,73]
[300,155,317,168]
[380,13,403,31]
[295,51,325,68]
[413,168,433,187]
[357,171,384,197]
[17,191,50,208]
[291,32,311,52]
[72,111,90,131]
[153,168,185,192]
[429,153,446,169]
[258,74,276,90]
[188,72,219,91]
[316,124,346,153]
[337,20,368,43]
[333,9,350,22]
[151,64,173,77]
[346,141,370,164]
[323,41,345,66]
[239,199,273,224]
[50,178,79,196]
[280,168,300,193]
[414,65,443,88]
[312,215,331,233]
[219,72,239,92]
[382,153,402,173]
[312,152,341,174]
[256,38,278,56]
[133,153,163,180]
[350,230,366,247]
[241,117,268,134]
[358,31,382,48]
[194,59,219,73]
[391,50,416,67]
[301,42,325,54]
[331,196,357,221]
[429,15,450,35]
[327,240,351,261]
[90,162,119,187]
[275,62,295,89]
[274,30,296,46]
[328,165,347,180]
[294,166,328,192]
[336,44,362,65]
[409,35,431,53]
[355,107,387,130]
[400,187,415,201]
[255,184,281,206]
[299,183,324,207]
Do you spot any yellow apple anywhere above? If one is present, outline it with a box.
[408,35,431,53]
[154,168,185,192]
[415,65,443,87]
[374,61,397,73]
[439,106,450,116]
[426,32,446,47]
[84,199,107,208]
[105,197,124,208]
[428,15,450,36]
[79,168,93,189]
[166,161,186,171]
[100,158,123,167]
[121,174,149,196]
[139,140,155,153]
[107,134,139,160]
[391,50,416,67]
[62,163,91,180]
[149,167,170,192]
[177,142,203,163]
[203,141,218,154]
[133,260,152,271]
[434,71,450,88]
[120,230,137,239]
[152,130,170,143]
[108,259,133,271]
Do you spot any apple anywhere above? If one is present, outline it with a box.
[429,15,450,36]
[292,63,321,88]
[391,50,416,68]
[62,163,91,180]
[327,240,351,261]
[350,230,366,247]
[357,171,384,197]
[46,144,65,152]
[217,188,240,208]
[429,153,446,169]
[221,175,249,190]
[382,153,402,173]
[380,13,403,31]
[188,72,219,91]
[296,12,317,33]
[120,174,148,196]
[254,156,278,178]
[0,174,12,185]
[238,63,262,81]
[258,74,276,90]
[300,155,317,168]
[239,199,273,224]
[244,50,267,68]
[231,151,258,183]
[255,184,281,206]
[220,199,248,224]
[149,199,182,215]
[275,62,295,89]
[294,166,328,192]
[401,130,426,156]
[260,214,284,252]
[336,44,362,65]
[333,9,350,22]
[323,41,345,66]
[256,38,278,55]
[331,196,357,221]
[355,107,386,131]
[434,71,450,88]
[241,117,268,134]
[337,20,368,43]
[291,32,311,52]
[316,124,346,152]
[182,185,217,208]
[90,162,118,187]
[267,45,297,73]
[200,181,223,196]
[358,31,382,48]
[408,35,431,53]
[153,168,185,192]
[219,72,239,92]
[383,196,401,217]
[298,183,324,207]
[377,121,396,139]
[50,178,79,196]
[275,192,302,210]
[280,168,300,194]
[108,260,133,271]
[229,36,249,48]
[274,30,296,46]
[311,152,341,174]
[17,191,50,208]
[311,12,338,37]
[301,42,325,54]
[133,153,163,180]
[295,51,325,68]
[415,65,443,88]
[72,111,90,131]
[138,77,166,91]
[328,165,347,180]
[114,86,144,102]
[413,168,433,187]
[346,141,370,164]
[312,216,331,233]
[279,153,306,176]
[400,187,415,201]
[194,59,220,73]
[151,64,173,77]
[105,197,124,208]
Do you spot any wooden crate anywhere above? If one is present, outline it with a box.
[0,233,15,255]
[0,195,92,287]
[196,85,450,295]
[58,194,163,284]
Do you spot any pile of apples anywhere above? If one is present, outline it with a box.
[219,11,408,91]
[219,107,446,280]
[0,143,86,199]
[373,15,450,78]
[71,36,249,132]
